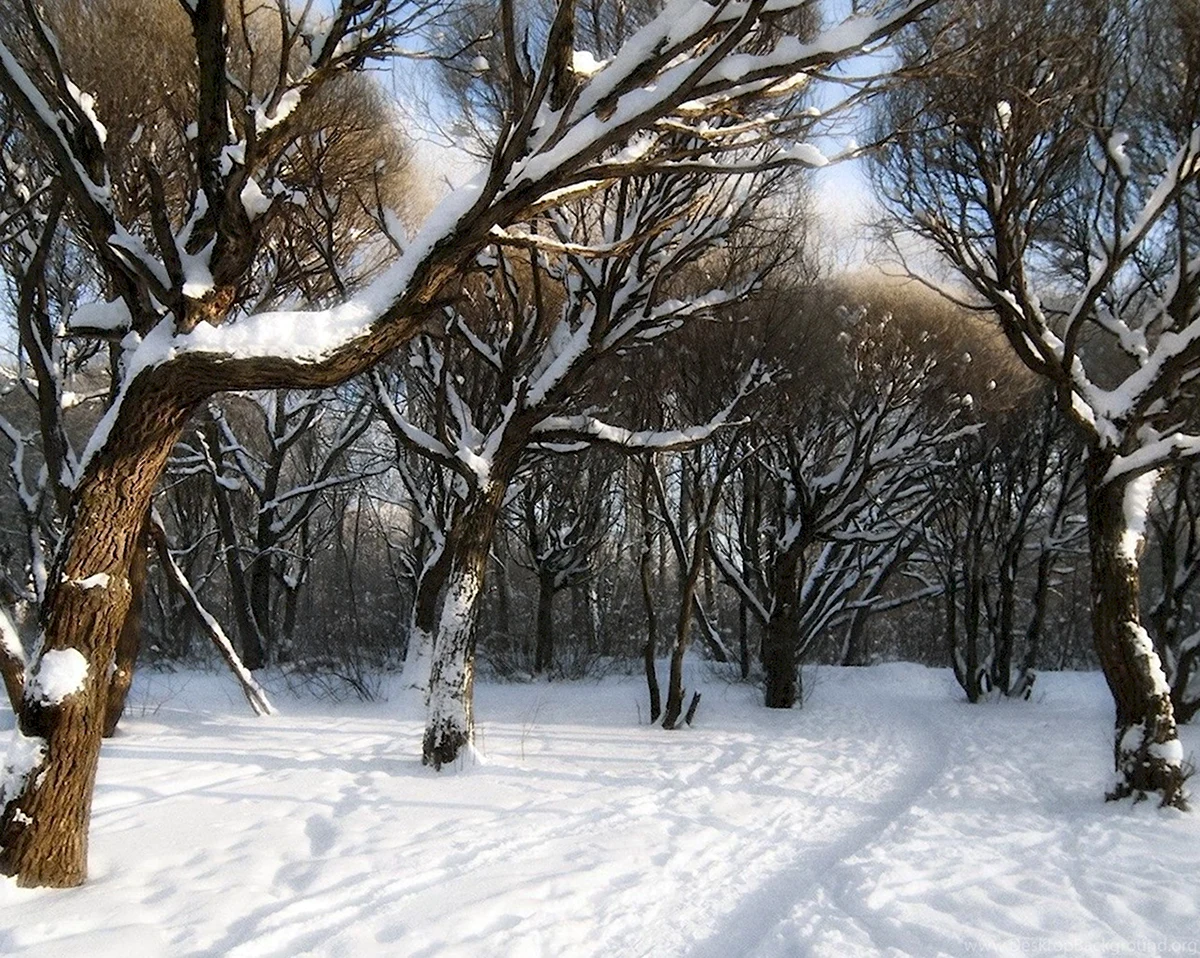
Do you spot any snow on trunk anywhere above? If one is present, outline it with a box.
[423,569,483,769]
[401,624,434,694]
[1087,467,1187,808]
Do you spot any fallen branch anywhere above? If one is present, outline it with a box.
[149,512,275,717]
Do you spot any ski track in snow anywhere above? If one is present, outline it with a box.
[1,664,1198,957]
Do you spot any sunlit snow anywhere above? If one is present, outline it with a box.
[1,666,1197,956]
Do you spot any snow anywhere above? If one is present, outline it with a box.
[26,649,89,706]
[572,50,606,78]
[996,100,1012,132]
[173,171,487,364]
[239,177,272,219]
[1107,131,1132,177]
[69,298,131,334]
[0,608,23,667]
[783,142,830,167]
[2,665,1198,956]
[0,729,44,805]
[71,572,111,591]
[253,89,302,133]
[1119,470,1159,560]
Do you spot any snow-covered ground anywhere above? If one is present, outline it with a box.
[2,663,1198,957]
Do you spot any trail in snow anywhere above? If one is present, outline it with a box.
[1,664,1197,957]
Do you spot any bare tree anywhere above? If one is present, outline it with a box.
[512,455,614,675]
[929,394,1086,701]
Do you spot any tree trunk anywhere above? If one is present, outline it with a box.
[763,552,801,709]
[0,379,196,887]
[206,419,268,671]
[661,520,706,729]
[102,522,149,738]
[738,599,750,680]
[0,605,24,713]
[534,569,555,675]
[639,464,662,722]
[247,550,275,668]
[423,483,506,769]
[1086,465,1188,808]
[762,611,800,708]
[841,604,871,667]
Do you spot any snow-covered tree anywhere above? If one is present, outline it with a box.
[876,0,1200,805]
[711,301,971,707]
[0,0,935,886]
[374,166,771,765]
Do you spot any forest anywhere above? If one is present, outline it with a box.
[0,0,1197,902]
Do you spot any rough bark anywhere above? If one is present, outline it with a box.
[403,537,452,691]
[0,605,24,713]
[0,377,196,887]
[1087,462,1188,808]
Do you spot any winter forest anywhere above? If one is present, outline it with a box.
[0,0,1199,952]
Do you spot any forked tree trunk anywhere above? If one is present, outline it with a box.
[661,521,707,729]
[423,482,507,769]
[1086,465,1188,808]
[0,378,197,887]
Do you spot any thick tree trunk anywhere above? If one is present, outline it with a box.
[534,570,555,675]
[762,610,799,708]
[1086,466,1188,808]
[0,379,196,887]
[102,523,149,738]
[423,484,506,769]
